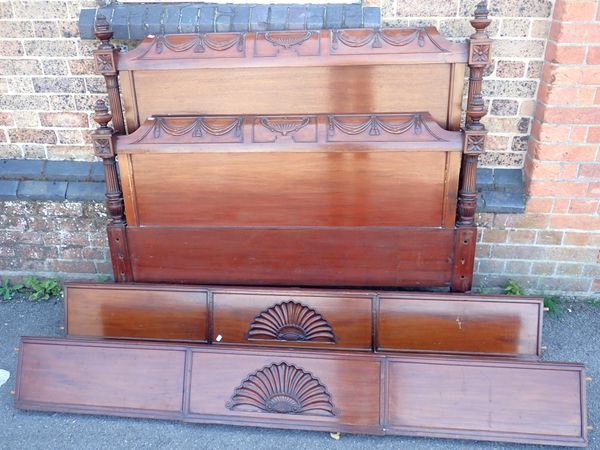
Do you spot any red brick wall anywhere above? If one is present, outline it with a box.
[479,0,600,296]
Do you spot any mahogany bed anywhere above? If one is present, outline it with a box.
[91,7,492,292]
[15,5,590,446]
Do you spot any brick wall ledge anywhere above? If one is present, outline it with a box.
[78,3,381,40]
[0,159,525,212]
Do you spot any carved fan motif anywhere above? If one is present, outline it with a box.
[248,301,335,343]
[226,362,337,416]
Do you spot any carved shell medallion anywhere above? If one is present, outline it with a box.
[248,301,336,343]
[226,362,337,416]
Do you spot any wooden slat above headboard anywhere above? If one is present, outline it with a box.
[111,28,467,132]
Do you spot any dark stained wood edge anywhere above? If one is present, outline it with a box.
[115,28,468,72]
[115,112,463,153]
[15,337,588,447]
[451,227,477,292]
[64,282,544,357]
[93,15,125,134]
[457,1,492,228]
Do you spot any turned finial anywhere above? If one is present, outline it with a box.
[95,14,113,49]
[471,1,491,38]
[94,99,112,129]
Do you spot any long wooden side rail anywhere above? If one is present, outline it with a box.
[15,337,588,447]
[64,283,544,357]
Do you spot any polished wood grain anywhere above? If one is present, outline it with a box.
[212,290,372,350]
[64,283,543,357]
[378,292,543,356]
[65,283,209,341]
[16,338,587,446]
[123,65,456,131]
[127,152,449,228]
[127,227,455,287]
[387,357,586,446]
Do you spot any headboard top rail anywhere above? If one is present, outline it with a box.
[115,27,468,70]
[116,112,463,153]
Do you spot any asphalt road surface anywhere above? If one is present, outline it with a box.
[1,297,597,450]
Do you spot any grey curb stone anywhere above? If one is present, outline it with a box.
[480,191,526,213]
[79,4,382,39]
[0,180,19,199]
[17,181,68,201]
[477,168,494,190]
[66,182,105,202]
[44,161,93,180]
[0,159,45,179]
[494,168,523,191]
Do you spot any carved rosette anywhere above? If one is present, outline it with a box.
[93,50,116,76]
[226,362,338,416]
[463,130,487,155]
[248,301,336,343]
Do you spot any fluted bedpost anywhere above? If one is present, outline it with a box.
[452,1,492,292]
[94,15,125,135]
[457,1,491,227]
[92,100,132,282]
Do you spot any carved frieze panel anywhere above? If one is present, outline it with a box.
[330,27,450,55]
[327,114,448,142]
[226,362,338,416]
[247,301,336,343]
[133,117,243,144]
[253,116,317,143]
[135,33,246,60]
[254,31,321,57]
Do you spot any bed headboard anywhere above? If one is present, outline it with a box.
[91,3,492,291]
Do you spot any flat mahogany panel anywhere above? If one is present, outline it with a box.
[378,293,543,356]
[127,64,454,130]
[65,283,208,341]
[387,357,587,446]
[212,290,372,350]
[16,339,185,414]
[129,151,448,228]
[126,227,454,287]
[16,338,587,446]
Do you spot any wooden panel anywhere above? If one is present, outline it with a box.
[16,339,185,414]
[189,351,381,430]
[212,290,372,350]
[128,64,454,130]
[387,357,587,446]
[16,338,588,446]
[64,283,542,357]
[378,293,543,356]
[126,227,455,287]
[65,283,209,342]
[129,151,448,228]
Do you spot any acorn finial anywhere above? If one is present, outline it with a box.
[94,99,112,128]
